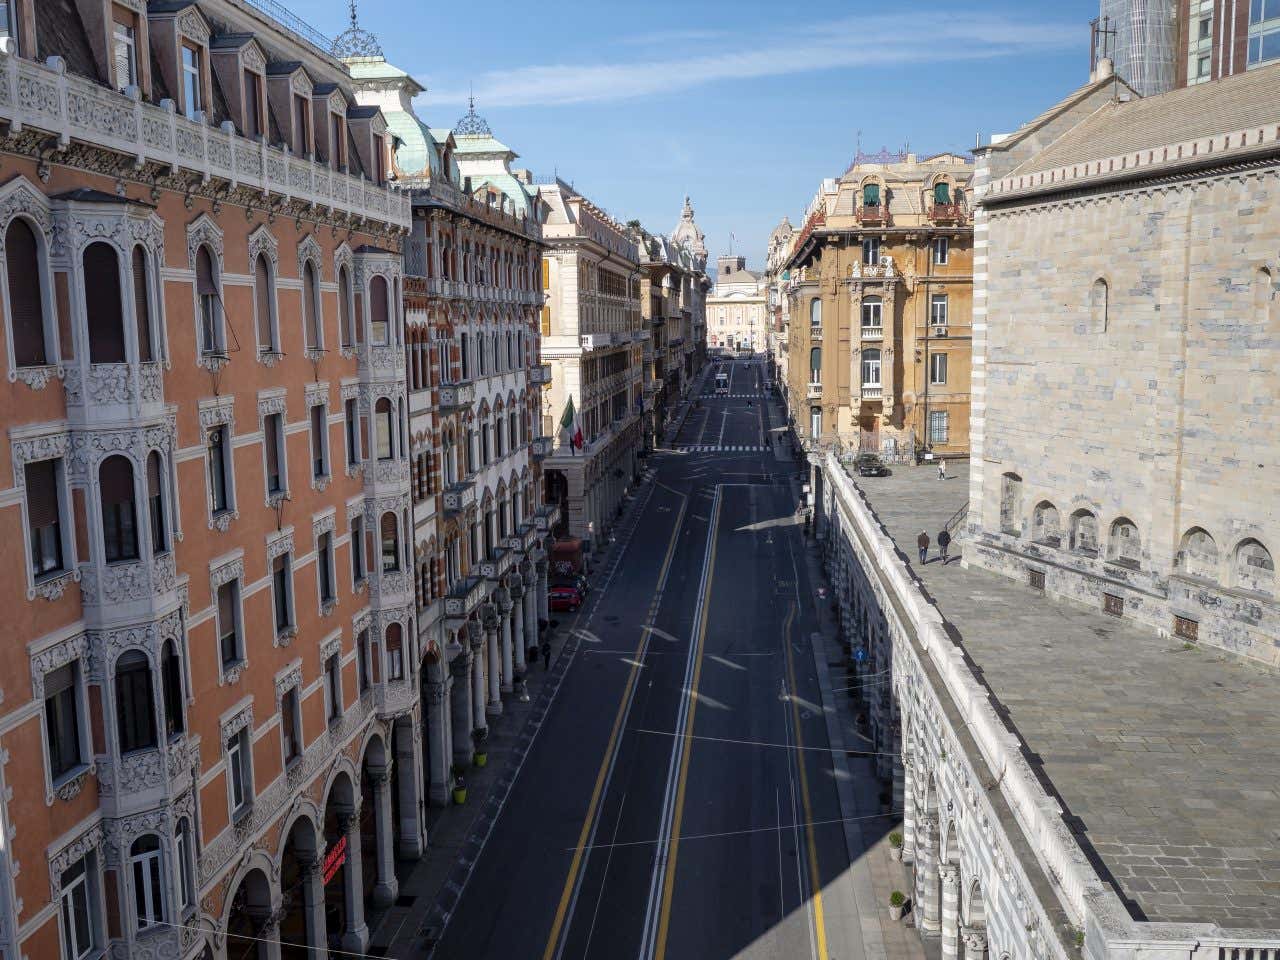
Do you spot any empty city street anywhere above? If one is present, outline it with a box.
[433,359,868,959]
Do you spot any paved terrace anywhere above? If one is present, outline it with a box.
[845,462,1280,928]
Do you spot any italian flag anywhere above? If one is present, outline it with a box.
[560,397,583,453]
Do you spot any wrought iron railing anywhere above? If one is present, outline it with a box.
[242,0,332,51]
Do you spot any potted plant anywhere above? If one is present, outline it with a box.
[888,831,904,862]
[888,891,906,921]
[451,765,467,805]
[472,728,489,767]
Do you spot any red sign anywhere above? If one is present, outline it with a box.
[322,835,347,885]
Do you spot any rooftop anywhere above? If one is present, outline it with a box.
[845,461,1280,928]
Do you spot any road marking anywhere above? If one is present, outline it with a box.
[783,600,830,959]
[640,486,721,960]
[541,490,689,960]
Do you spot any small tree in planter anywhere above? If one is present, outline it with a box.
[472,728,489,767]
[888,890,906,921]
[888,831,904,862]
[451,764,467,805]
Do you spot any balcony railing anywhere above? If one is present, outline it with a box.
[443,480,476,516]
[857,205,889,226]
[530,436,552,459]
[929,203,966,223]
[861,384,883,400]
[861,325,883,341]
[439,380,476,410]
[809,325,823,341]
[806,381,823,399]
[0,50,410,228]
[529,364,552,386]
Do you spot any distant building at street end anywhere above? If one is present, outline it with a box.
[969,63,1280,667]
[535,180,645,546]
[707,256,766,353]
[783,151,974,461]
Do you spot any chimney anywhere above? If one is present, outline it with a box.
[1091,56,1115,82]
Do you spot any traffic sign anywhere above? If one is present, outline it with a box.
[854,647,867,663]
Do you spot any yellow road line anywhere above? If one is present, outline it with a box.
[541,493,687,960]
[783,601,829,959]
[653,490,722,960]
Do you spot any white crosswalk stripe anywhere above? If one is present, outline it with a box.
[675,444,767,453]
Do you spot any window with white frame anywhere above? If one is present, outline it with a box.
[930,352,948,385]
[933,237,949,266]
[26,458,69,580]
[272,552,294,635]
[44,661,86,783]
[115,650,157,754]
[195,246,222,355]
[351,514,366,586]
[930,293,949,326]
[263,412,286,498]
[861,297,882,331]
[317,530,335,606]
[174,818,195,913]
[216,578,243,669]
[129,835,165,931]
[928,409,949,444]
[344,397,360,466]
[861,349,882,386]
[310,404,329,480]
[386,623,404,681]
[862,236,880,266]
[112,19,137,92]
[357,627,372,692]
[207,424,232,515]
[325,652,342,723]
[225,727,251,815]
[181,43,202,118]
[254,254,278,354]
[6,217,54,367]
[60,851,100,960]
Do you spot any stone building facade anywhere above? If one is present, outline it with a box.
[535,180,644,546]
[0,1,431,957]
[349,55,556,815]
[706,256,765,353]
[764,216,795,388]
[967,63,1280,668]
[783,153,974,459]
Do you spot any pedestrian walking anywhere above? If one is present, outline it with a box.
[917,530,930,564]
[937,458,947,480]
[541,639,551,670]
[938,529,952,564]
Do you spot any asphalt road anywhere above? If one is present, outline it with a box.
[433,358,854,960]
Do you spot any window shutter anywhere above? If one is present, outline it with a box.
[255,256,273,350]
[196,247,216,295]
[114,32,131,90]
[370,276,388,330]
[304,263,319,347]
[84,243,126,364]
[132,246,153,362]
[146,452,162,498]
[243,70,260,139]
[6,220,46,366]
[25,461,58,527]
[265,415,281,480]
[217,582,235,629]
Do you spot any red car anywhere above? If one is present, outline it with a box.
[549,584,585,612]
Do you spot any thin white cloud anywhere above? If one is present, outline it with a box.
[419,12,1077,109]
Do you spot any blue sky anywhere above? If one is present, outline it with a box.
[296,0,1100,267]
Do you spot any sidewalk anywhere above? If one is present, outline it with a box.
[769,393,928,960]
[368,470,660,957]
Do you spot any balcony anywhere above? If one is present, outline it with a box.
[444,575,486,623]
[442,480,476,517]
[530,436,552,460]
[929,203,966,224]
[580,333,615,351]
[439,380,476,410]
[0,49,409,229]
[529,364,552,386]
[809,325,823,342]
[534,503,562,532]
[861,384,883,400]
[806,382,823,400]
[857,205,889,226]
[477,547,513,582]
[861,325,883,341]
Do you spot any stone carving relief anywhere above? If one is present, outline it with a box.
[48,822,105,899]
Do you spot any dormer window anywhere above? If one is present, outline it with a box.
[329,111,345,171]
[181,43,202,118]
[293,93,311,155]
[113,16,138,92]
[244,69,263,139]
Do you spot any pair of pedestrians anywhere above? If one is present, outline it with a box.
[917,529,952,565]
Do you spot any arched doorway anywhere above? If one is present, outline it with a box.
[278,817,322,959]
[225,868,273,960]
[322,771,366,954]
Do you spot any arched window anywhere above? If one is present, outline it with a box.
[146,451,167,555]
[100,455,138,563]
[195,246,222,356]
[5,218,50,366]
[494,416,504,459]
[254,254,276,352]
[999,473,1022,535]
[161,639,184,738]
[809,346,821,384]
[1175,527,1219,581]
[84,243,125,364]
[1032,501,1061,546]
[1107,517,1140,567]
[933,181,951,205]
[381,512,399,572]
[861,348,881,386]
[1090,278,1108,333]
[809,298,821,327]
[861,296,883,331]
[375,397,393,460]
[339,264,354,347]
[862,182,880,207]
[115,650,156,753]
[129,834,165,930]
[303,260,321,349]
[460,331,470,379]
[370,275,389,345]
[444,428,457,484]
[1069,509,1099,555]
[1256,266,1276,326]
[510,409,519,449]
[809,405,822,439]
[386,622,404,681]
[131,247,154,362]
[1234,539,1274,595]
[174,818,195,912]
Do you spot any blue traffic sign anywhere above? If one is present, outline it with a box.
[854,647,867,663]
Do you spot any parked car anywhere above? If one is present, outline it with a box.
[549,584,585,612]
[552,573,590,596]
[854,452,891,477]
